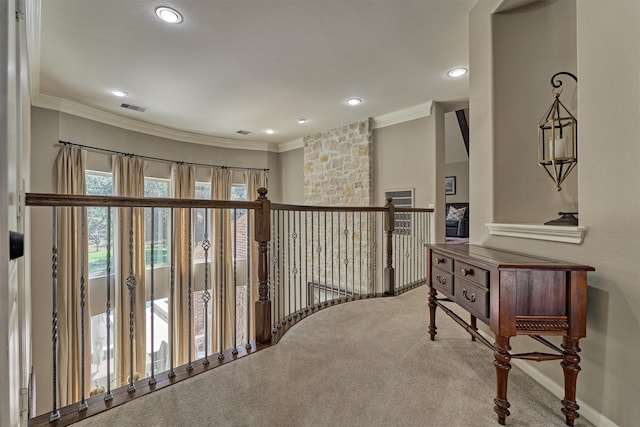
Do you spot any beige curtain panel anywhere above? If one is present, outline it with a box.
[245,170,268,342]
[55,146,90,406]
[170,163,195,366]
[112,155,147,384]
[210,168,234,352]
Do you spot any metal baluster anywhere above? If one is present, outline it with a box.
[406,212,410,287]
[277,211,283,327]
[127,207,137,393]
[400,217,404,289]
[304,212,313,313]
[50,207,60,422]
[400,213,404,288]
[169,208,176,376]
[373,213,377,296]
[202,208,211,366]
[410,212,415,285]
[287,212,292,321]
[149,208,156,384]
[345,213,350,299]
[218,210,224,360]
[105,207,113,401]
[366,212,370,297]
[352,212,355,298]
[359,212,363,298]
[79,207,88,411]
[298,211,303,314]
[331,212,334,304]
[425,212,429,278]
[338,212,341,300]
[317,211,321,308]
[187,208,194,370]
[292,211,297,318]
[271,213,278,333]
[232,208,238,355]
[324,212,327,305]
[415,212,419,283]
[246,210,252,350]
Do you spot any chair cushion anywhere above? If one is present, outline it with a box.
[446,205,467,221]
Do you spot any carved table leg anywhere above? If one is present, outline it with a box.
[561,336,582,426]
[428,286,437,341]
[493,335,512,425]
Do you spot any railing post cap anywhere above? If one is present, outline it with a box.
[258,187,268,198]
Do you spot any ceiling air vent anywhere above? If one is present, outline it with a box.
[236,130,252,135]
[120,103,147,112]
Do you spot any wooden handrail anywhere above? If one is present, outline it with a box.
[25,193,262,210]
[27,193,435,213]
[271,202,434,213]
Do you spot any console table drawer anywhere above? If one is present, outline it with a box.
[456,277,489,319]
[432,268,453,297]
[432,252,453,272]
[456,260,489,288]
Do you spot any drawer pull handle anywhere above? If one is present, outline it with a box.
[434,257,444,265]
[436,274,446,285]
[462,289,476,302]
[461,268,473,277]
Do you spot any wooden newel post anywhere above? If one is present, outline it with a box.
[254,187,272,344]
[383,198,395,296]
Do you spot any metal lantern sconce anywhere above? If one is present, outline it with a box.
[538,72,577,191]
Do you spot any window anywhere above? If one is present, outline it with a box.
[230,184,247,259]
[86,171,113,277]
[192,182,247,261]
[144,178,170,267]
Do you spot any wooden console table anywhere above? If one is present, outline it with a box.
[427,244,594,426]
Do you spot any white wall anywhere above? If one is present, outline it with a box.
[470,1,640,425]
[278,147,304,204]
[493,0,577,223]
[445,161,469,203]
[372,113,445,241]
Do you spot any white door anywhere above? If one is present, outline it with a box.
[1,0,31,425]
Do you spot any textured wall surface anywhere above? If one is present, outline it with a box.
[303,119,372,206]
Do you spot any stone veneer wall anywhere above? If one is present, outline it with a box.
[303,119,372,206]
[300,119,376,296]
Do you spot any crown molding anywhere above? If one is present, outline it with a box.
[276,101,435,152]
[371,101,433,129]
[32,94,279,152]
[277,138,304,152]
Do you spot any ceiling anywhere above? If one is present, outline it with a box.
[34,0,476,149]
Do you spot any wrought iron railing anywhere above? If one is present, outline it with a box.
[26,190,433,426]
[268,202,433,342]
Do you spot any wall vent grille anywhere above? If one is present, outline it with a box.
[120,103,147,112]
[385,188,414,235]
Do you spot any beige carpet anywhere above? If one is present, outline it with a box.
[74,286,594,426]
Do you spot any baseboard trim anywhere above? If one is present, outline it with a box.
[476,330,617,427]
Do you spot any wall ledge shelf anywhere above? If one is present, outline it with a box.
[485,223,586,244]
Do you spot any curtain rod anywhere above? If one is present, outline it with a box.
[58,140,270,173]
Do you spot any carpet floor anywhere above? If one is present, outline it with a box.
[73,286,594,426]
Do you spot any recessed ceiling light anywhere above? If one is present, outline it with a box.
[297,118,307,124]
[346,97,362,106]
[155,6,183,24]
[265,129,275,135]
[447,68,468,78]
[109,88,128,97]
